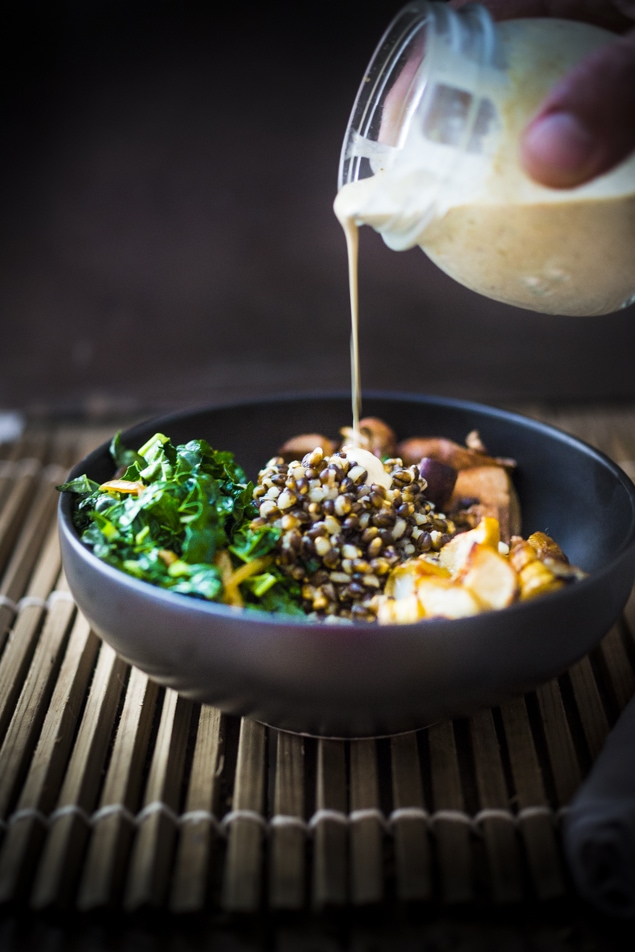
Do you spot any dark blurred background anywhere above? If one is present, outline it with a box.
[2,0,635,420]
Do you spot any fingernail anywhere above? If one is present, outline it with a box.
[522,112,596,185]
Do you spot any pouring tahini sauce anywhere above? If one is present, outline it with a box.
[335,15,635,319]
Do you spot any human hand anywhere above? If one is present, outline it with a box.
[450,1,635,188]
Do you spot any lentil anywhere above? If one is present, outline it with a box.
[253,449,457,622]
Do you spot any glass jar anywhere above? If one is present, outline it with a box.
[335,1,635,316]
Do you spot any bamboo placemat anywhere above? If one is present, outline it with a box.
[0,409,635,917]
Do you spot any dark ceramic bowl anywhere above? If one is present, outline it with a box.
[58,392,635,737]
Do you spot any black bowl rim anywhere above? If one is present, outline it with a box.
[58,389,635,630]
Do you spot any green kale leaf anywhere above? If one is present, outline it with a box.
[58,432,302,614]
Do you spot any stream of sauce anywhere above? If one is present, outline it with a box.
[338,208,362,448]
[335,203,399,490]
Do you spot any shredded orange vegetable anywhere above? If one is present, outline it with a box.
[214,552,274,608]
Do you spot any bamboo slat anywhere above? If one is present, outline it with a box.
[0,461,42,582]
[390,731,432,902]
[312,739,348,910]
[596,624,635,716]
[566,656,611,761]
[78,666,160,910]
[124,689,193,910]
[0,519,63,743]
[30,643,129,909]
[169,705,224,913]
[0,573,76,821]
[0,607,98,904]
[221,717,267,913]
[269,729,306,910]
[427,720,473,904]
[468,709,523,904]
[0,470,61,657]
[499,694,565,901]
[535,679,583,807]
[349,739,383,906]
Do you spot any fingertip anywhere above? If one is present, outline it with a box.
[521,112,598,189]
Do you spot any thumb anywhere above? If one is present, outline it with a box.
[520,29,635,188]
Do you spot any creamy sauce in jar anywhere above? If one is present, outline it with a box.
[334,18,635,316]
[421,192,635,315]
